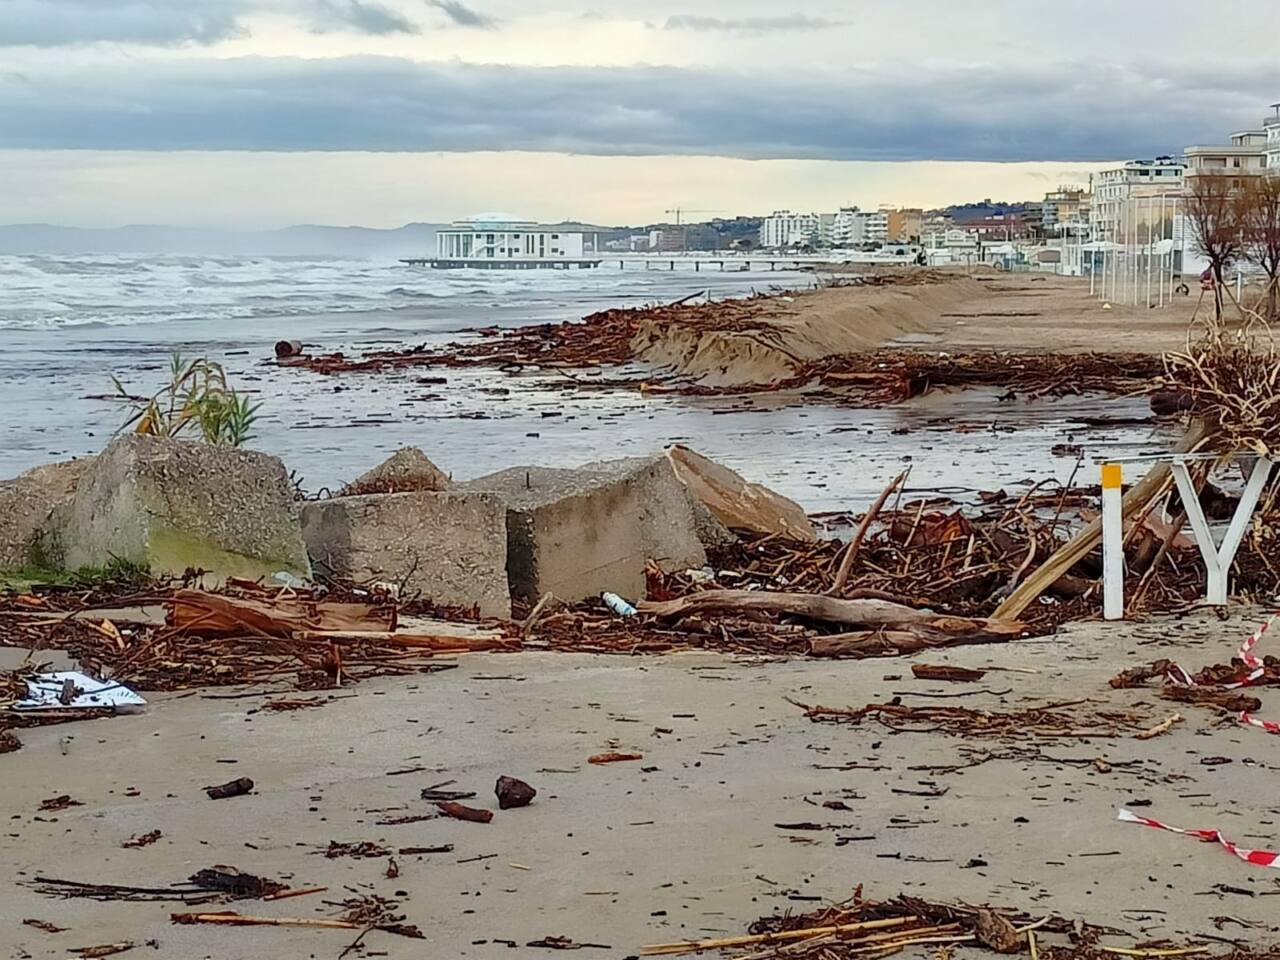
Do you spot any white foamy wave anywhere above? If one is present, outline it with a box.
[0,253,807,332]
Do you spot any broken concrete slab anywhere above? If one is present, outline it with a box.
[339,447,450,497]
[0,458,94,570]
[665,445,817,542]
[301,492,509,618]
[460,457,706,604]
[62,435,310,582]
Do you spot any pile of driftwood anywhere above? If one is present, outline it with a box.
[0,580,513,693]
[791,350,1165,405]
[641,888,1121,958]
[1163,315,1280,457]
[276,292,778,376]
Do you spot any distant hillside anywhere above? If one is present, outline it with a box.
[0,222,445,257]
[932,200,1029,221]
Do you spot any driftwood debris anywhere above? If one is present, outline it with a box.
[640,589,1025,659]
[995,420,1209,620]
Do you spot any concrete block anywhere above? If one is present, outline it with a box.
[63,435,310,582]
[340,447,451,496]
[460,457,707,603]
[301,492,510,619]
[0,458,94,570]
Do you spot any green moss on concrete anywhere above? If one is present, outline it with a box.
[148,525,308,583]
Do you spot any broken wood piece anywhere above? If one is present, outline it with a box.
[398,845,454,855]
[911,664,988,682]
[588,752,643,765]
[638,590,1024,637]
[830,469,910,595]
[204,777,254,800]
[1133,714,1182,740]
[71,943,135,958]
[171,911,362,931]
[262,886,327,902]
[435,801,493,823]
[809,631,1014,660]
[639,915,916,956]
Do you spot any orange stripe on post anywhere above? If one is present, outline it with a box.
[1101,463,1123,489]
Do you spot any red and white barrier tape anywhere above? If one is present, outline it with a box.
[1165,611,1278,733]
[1118,808,1280,868]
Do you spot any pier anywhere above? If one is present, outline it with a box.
[400,258,604,270]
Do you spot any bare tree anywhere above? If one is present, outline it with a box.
[1185,173,1243,320]
[1238,176,1280,321]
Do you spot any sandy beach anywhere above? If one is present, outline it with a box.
[4,609,1276,960]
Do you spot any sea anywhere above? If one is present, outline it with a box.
[0,253,1169,510]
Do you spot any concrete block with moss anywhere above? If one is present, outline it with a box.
[0,458,95,571]
[62,435,310,583]
[301,491,509,618]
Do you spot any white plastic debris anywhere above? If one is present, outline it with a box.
[601,592,638,618]
[15,672,146,711]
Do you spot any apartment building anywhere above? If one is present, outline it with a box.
[1091,159,1184,241]
[1183,130,1268,188]
[1264,103,1280,176]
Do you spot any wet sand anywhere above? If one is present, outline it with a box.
[3,608,1277,958]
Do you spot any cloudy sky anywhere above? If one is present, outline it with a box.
[1,0,1278,226]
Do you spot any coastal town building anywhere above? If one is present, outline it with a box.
[1037,187,1091,238]
[1091,159,1183,243]
[759,211,823,249]
[435,215,587,262]
[1183,131,1268,188]
[1264,103,1280,176]
[886,208,923,244]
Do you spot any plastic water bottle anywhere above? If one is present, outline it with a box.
[601,592,638,617]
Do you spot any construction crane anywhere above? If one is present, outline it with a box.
[664,208,721,226]
[663,208,723,253]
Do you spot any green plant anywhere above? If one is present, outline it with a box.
[111,353,259,447]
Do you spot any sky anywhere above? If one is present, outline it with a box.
[1,0,1278,227]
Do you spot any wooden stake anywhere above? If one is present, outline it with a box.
[171,912,360,930]
[830,470,909,595]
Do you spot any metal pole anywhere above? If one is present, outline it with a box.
[1131,190,1139,306]
[1146,196,1153,308]
[1102,463,1125,620]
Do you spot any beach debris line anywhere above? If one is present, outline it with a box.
[790,698,1179,740]
[641,887,1117,958]
[27,865,289,903]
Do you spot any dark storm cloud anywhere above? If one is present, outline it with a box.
[0,0,421,46]
[425,0,494,28]
[661,14,842,33]
[1,56,1275,161]
[0,0,249,47]
[309,0,418,34]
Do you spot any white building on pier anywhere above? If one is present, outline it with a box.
[435,215,587,262]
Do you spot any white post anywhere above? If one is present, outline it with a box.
[1162,197,1172,309]
[1237,271,1243,304]
[1102,462,1125,620]
[1171,457,1276,606]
